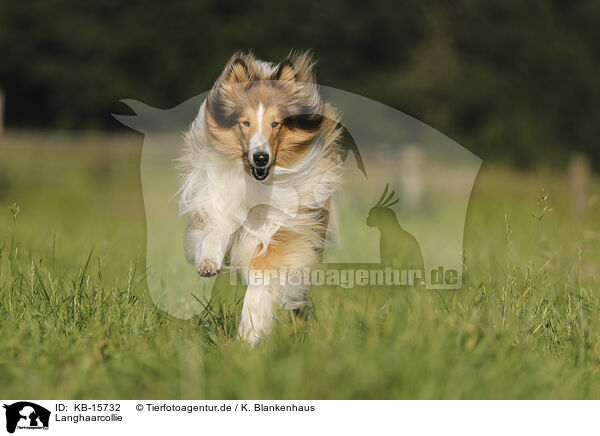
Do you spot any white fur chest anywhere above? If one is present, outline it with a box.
[202,163,300,243]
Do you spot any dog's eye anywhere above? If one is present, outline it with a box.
[241,121,250,127]
[271,121,279,128]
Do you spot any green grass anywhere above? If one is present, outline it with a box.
[1,131,599,399]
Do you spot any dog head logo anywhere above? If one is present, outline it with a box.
[115,81,481,319]
[3,402,50,434]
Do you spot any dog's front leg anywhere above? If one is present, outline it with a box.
[238,281,279,346]
[236,228,311,346]
[197,228,234,277]
[185,224,231,277]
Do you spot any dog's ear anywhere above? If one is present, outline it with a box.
[272,52,316,83]
[208,55,252,128]
[222,54,255,85]
[271,57,297,82]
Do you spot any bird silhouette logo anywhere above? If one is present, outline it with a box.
[367,183,424,275]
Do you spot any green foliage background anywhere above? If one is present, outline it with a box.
[1,1,599,167]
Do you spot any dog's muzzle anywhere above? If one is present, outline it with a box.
[248,133,272,181]
[249,150,271,181]
[251,166,270,181]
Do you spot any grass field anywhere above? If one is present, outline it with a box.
[1,131,599,399]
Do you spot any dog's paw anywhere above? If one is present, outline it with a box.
[197,258,220,277]
[238,325,262,347]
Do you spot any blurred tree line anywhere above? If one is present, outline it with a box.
[0,0,598,167]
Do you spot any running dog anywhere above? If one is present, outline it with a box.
[178,52,343,345]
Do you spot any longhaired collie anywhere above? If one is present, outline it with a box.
[178,52,343,345]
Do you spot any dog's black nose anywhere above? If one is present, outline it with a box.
[253,152,269,167]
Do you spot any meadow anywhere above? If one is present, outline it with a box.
[0,131,599,399]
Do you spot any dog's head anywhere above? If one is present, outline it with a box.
[204,52,331,181]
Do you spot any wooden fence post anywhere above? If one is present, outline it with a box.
[568,153,591,222]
